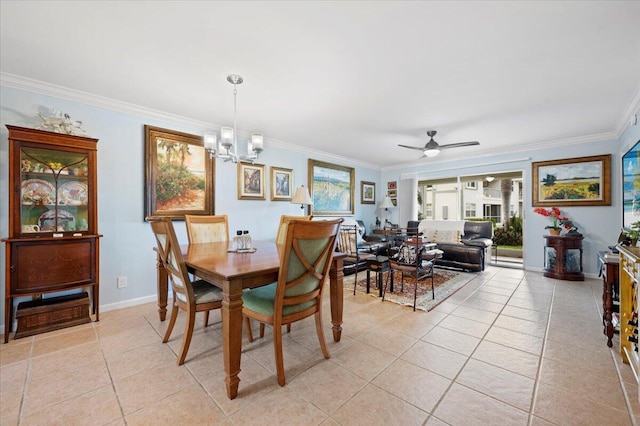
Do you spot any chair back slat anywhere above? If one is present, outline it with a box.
[337,225,359,256]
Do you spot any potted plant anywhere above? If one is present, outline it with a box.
[533,207,570,235]
[624,221,640,246]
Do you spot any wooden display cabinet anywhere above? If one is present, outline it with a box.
[543,235,584,281]
[2,125,101,343]
[618,244,640,403]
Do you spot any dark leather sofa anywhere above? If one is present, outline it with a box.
[413,220,493,272]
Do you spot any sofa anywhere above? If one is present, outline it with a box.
[416,220,493,272]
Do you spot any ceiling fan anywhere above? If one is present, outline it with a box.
[398,130,480,158]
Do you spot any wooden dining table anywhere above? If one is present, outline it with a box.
[153,240,345,399]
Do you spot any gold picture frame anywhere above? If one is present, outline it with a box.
[144,125,214,220]
[238,162,266,200]
[308,159,355,216]
[532,154,611,207]
[270,166,293,201]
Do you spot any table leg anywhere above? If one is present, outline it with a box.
[329,256,344,342]
[156,252,168,321]
[366,269,371,294]
[222,278,244,399]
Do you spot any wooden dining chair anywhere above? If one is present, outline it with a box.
[184,214,229,244]
[276,214,312,245]
[184,214,228,326]
[242,218,342,386]
[149,217,223,365]
[338,224,376,295]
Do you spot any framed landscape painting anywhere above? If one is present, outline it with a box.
[532,154,611,207]
[144,125,214,220]
[361,181,375,204]
[308,159,355,216]
[271,166,293,201]
[238,162,266,200]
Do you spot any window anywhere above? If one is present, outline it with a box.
[465,181,477,189]
[465,203,476,218]
[425,203,433,219]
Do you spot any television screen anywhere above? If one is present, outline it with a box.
[623,140,640,228]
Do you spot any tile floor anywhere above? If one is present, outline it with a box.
[1,265,639,425]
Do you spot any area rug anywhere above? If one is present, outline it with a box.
[342,269,476,312]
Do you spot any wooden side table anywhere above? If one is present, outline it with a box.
[367,256,393,296]
[543,235,584,281]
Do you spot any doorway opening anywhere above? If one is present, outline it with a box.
[418,171,524,269]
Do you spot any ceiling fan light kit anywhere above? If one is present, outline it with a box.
[399,130,480,159]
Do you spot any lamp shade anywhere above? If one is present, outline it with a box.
[378,195,394,209]
[292,185,313,206]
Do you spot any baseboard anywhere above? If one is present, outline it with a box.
[99,294,159,313]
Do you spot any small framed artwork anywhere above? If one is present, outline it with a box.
[308,159,355,216]
[387,189,397,198]
[144,125,214,220]
[271,166,293,201]
[391,198,397,206]
[532,154,611,206]
[361,181,376,204]
[388,181,397,190]
[238,162,266,200]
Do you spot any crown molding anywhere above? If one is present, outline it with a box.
[0,72,380,171]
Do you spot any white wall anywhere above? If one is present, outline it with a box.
[0,85,381,330]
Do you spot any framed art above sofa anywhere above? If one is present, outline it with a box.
[532,154,611,207]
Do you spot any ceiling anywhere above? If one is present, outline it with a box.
[1,1,639,169]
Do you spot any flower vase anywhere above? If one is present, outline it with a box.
[548,228,561,236]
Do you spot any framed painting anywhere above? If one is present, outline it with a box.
[623,140,640,228]
[308,159,355,216]
[388,181,397,190]
[144,125,214,220]
[532,154,611,207]
[238,162,266,200]
[361,181,375,204]
[271,166,293,201]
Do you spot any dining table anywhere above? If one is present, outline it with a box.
[153,240,346,400]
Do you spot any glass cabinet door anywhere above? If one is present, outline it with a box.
[20,146,90,235]
[545,246,557,270]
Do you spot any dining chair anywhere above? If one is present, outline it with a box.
[184,214,228,326]
[184,214,229,244]
[338,224,376,295]
[242,218,342,386]
[149,217,223,365]
[276,214,312,245]
[383,230,439,311]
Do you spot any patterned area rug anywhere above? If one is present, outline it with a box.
[342,268,477,311]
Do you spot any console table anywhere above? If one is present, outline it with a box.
[598,251,619,347]
[543,235,584,281]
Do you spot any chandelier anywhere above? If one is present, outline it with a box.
[204,74,264,164]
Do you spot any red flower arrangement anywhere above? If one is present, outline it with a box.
[533,207,572,230]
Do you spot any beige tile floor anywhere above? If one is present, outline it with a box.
[2,265,639,425]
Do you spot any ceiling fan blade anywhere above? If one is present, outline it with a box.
[438,141,480,150]
[398,144,428,151]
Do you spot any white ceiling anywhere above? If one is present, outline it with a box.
[1,1,639,168]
